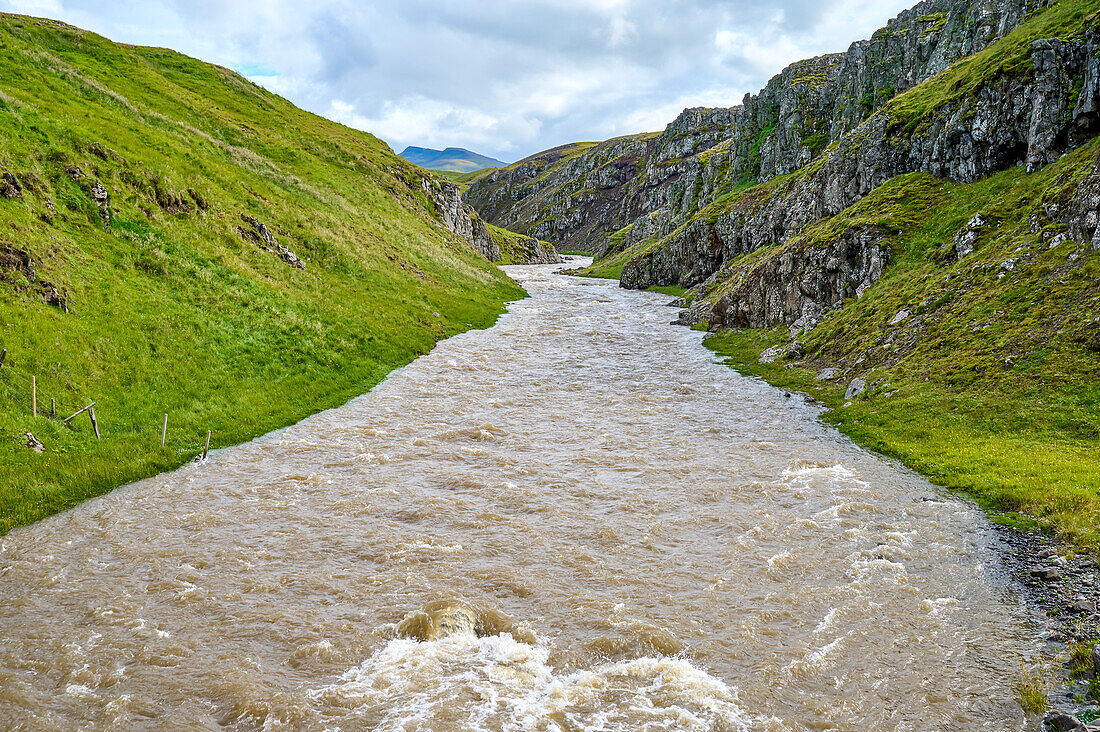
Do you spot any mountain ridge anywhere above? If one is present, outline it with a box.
[399,145,505,173]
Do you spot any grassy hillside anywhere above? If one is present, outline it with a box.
[433,168,496,192]
[0,14,524,534]
[703,142,1100,550]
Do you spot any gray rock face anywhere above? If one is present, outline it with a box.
[1063,148,1100,248]
[665,227,890,333]
[845,378,868,400]
[466,0,1060,262]
[422,178,500,262]
[422,177,560,264]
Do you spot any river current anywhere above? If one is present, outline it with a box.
[0,260,1039,730]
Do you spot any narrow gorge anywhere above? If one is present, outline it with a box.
[2,1,1099,730]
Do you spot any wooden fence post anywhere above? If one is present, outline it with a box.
[31,375,36,416]
[161,413,168,448]
[202,430,211,460]
[51,398,56,418]
[62,401,95,423]
[88,407,101,440]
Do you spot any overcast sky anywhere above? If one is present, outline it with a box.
[1,0,912,162]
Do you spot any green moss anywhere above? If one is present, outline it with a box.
[746,120,776,178]
[916,11,949,38]
[801,132,829,156]
[0,14,525,534]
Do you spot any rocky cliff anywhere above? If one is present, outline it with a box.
[423,176,560,265]
[467,0,1099,344]
[620,0,1099,328]
[466,0,1065,262]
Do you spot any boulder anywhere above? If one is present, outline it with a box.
[844,378,866,400]
[889,309,911,326]
[1043,711,1085,732]
[758,345,785,364]
[1030,566,1062,581]
[24,432,44,454]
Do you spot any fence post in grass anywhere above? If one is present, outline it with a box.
[161,413,168,448]
[202,430,211,460]
[31,375,36,416]
[88,407,101,440]
[62,401,95,423]
[51,398,56,418]
[0,348,6,367]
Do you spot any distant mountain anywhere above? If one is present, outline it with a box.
[399,146,505,173]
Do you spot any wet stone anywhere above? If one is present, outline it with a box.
[1030,567,1062,581]
[1044,710,1086,731]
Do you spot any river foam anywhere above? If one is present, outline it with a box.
[310,634,765,732]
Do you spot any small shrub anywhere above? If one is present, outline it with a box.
[1069,641,1096,678]
[1016,667,1048,715]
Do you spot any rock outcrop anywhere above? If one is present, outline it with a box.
[423,176,561,264]
[675,227,891,333]
[621,20,1100,309]
[423,177,500,262]
[239,214,305,270]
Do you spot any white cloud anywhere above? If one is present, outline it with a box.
[0,0,62,14]
[0,0,915,161]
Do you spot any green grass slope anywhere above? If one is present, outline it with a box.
[432,168,496,193]
[0,14,524,534]
[703,142,1100,550]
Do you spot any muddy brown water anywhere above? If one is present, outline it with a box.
[0,260,1039,730]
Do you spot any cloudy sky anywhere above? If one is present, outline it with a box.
[0,0,912,162]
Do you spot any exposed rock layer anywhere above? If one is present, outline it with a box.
[424,178,560,264]
[466,0,1065,262]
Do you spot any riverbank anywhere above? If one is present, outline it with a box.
[697,325,1100,721]
[0,14,525,535]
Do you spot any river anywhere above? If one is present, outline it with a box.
[0,259,1039,730]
